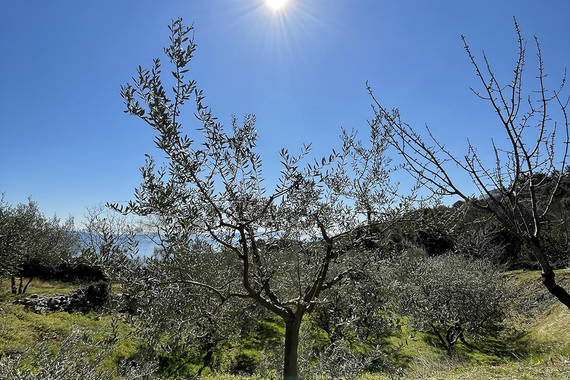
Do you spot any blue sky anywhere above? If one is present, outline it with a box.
[1,0,569,226]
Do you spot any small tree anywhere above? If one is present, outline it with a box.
[81,204,142,275]
[114,237,267,377]
[112,18,405,379]
[0,195,79,293]
[369,18,570,309]
[390,251,509,354]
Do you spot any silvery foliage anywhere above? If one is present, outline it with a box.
[295,272,403,379]
[311,266,400,342]
[0,329,157,380]
[304,342,402,380]
[389,250,511,352]
[0,195,79,280]
[110,17,410,378]
[113,16,405,306]
[81,204,143,280]
[253,324,396,380]
[113,236,263,352]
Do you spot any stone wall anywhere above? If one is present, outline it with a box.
[14,282,110,314]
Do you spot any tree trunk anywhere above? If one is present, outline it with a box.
[283,316,302,380]
[530,240,570,309]
[18,277,23,294]
[198,334,215,377]
[11,276,16,294]
[431,325,451,354]
[22,277,34,294]
[542,272,570,309]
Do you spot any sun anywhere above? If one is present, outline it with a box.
[267,0,287,9]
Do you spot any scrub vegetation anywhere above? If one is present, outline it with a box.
[1,17,570,379]
[1,272,570,379]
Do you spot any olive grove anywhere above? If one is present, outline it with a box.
[110,18,410,379]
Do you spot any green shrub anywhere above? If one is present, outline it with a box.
[157,346,204,378]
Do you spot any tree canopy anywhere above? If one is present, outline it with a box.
[111,18,409,379]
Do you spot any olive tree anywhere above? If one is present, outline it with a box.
[80,204,142,275]
[111,18,405,379]
[0,195,79,294]
[369,18,570,309]
[117,236,269,377]
[389,251,510,354]
[305,266,399,379]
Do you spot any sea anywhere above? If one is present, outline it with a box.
[77,232,160,258]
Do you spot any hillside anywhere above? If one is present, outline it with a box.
[1,271,570,379]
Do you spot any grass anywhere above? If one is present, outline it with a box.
[521,303,570,359]
[1,271,570,379]
[360,269,570,380]
[0,279,143,377]
[394,361,570,380]
[0,278,95,356]
[0,278,81,302]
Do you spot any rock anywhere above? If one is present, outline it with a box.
[12,283,111,314]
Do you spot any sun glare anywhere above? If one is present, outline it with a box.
[267,0,287,9]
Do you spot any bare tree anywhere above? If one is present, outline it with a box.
[112,18,405,379]
[369,18,570,308]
